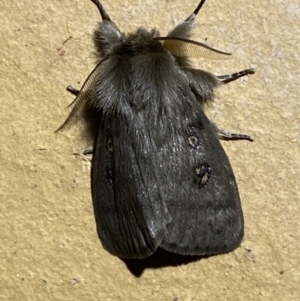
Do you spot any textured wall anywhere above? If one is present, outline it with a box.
[1,0,299,300]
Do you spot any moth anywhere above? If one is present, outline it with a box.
[58,0,254,259]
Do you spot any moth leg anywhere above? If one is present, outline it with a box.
[66,85,80,96]
[217,68,255,84]
[73,148,93,156]
[72,149,93,159]
[218,129,254,141]
[83,148,93,155]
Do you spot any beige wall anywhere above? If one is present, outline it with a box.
[1,0,299,300]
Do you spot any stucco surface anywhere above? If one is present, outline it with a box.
[1,0,299,300]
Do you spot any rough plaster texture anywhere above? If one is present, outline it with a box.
[1,0,299,300]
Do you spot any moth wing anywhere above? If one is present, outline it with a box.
[92,113,171,259]
[159,100,244,255]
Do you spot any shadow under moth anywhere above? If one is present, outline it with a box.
[58,0,254,259]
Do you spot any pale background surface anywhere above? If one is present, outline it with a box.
[1,0,299,300]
